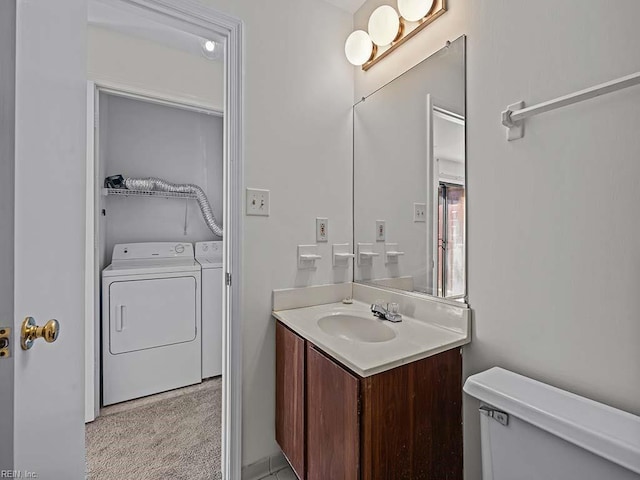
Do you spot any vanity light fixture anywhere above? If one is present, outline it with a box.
[345,30,376,66]
[398,0,436,22]
[368,5,403,47]
[344,0,446,70]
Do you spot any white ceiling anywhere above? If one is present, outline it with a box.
[89,0,365,59]
[320,0,367,14]
[88,0,223,61]
[434,113,465,164]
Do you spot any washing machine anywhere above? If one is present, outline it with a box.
[195,241,223,379]
[102,242,202,405]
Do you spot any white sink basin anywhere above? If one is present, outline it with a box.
[317,313,396,343]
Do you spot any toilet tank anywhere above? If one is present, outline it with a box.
[464,368,640,480]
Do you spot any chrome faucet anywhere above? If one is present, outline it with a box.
[371,302,402,323]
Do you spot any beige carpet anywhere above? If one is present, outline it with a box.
[86,378,222,480]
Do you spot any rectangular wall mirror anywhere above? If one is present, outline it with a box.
[353,35,466,303]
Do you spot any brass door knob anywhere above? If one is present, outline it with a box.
[21,316,60,350]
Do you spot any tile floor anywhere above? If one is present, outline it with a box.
[261,466,296,480]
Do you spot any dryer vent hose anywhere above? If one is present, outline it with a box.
[123,177,223,238]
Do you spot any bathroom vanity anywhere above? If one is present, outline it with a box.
[274,292,469,480]
[274,35,469,480]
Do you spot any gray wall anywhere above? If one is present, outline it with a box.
[464,1,640,476]
[99,93,224,265]
[355,1,640,478]
[199,0,355,464]
[0,0,15,469]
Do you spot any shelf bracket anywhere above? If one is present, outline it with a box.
[298,245,322,269]
[332,243,355,268]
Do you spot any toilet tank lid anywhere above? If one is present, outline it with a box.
[464,367,640,475]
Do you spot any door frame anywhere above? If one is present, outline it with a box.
[0,0,16,469]
[427,97,466,299]
[433,106,465,301]
[85,82,224,423]
[85,1,244,478]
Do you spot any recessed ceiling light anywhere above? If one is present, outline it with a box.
[201,39,218,60]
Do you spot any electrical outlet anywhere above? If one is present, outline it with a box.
[376,220,385,241]
[316,217,328,242]
[413,203,426,222]
[246,188,270,216]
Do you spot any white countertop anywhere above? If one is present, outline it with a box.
[273,300,470,377]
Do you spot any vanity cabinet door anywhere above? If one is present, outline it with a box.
[360,348,463,480]
[306,345,360,480]
[276,322,306,479]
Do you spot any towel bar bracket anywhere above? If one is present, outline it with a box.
[502,101,525,141]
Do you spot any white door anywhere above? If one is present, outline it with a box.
[0,0,88,478]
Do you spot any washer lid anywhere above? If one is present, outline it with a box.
[464,367,640,474]
[197,257,223,269]
[195,241,223,268]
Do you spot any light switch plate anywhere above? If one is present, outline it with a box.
[413,203,426,222]
[376,220,385,241]
[246,188,270,216]
[316,217,328,242]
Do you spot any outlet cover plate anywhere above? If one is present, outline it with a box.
[246,188,270,216]
[376,220,385,241]
[316,217,328,242]
[413,203,426,222]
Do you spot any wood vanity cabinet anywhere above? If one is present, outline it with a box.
[275,321,463,480]
[306,344,360,480]
[276,320,306,478]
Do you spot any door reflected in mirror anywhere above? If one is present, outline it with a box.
[353,35,466,303]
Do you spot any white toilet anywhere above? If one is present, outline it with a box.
[464,367,640,480]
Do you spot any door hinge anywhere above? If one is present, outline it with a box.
[0,327,11,358]
[479,405,509,426]
[226,272,232,286]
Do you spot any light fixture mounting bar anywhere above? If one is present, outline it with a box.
[362,0,447,71]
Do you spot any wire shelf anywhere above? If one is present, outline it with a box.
[103,188,198,200]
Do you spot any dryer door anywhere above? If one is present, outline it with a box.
[109,276,197,354]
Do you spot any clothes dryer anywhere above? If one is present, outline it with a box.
[102,242,201,405]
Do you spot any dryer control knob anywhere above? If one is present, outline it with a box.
[175,244,185,254]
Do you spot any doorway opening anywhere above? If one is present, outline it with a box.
[83,1,243,478]
[432,104,466,301]
[437,182,466,298]
[86,86,224,478]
